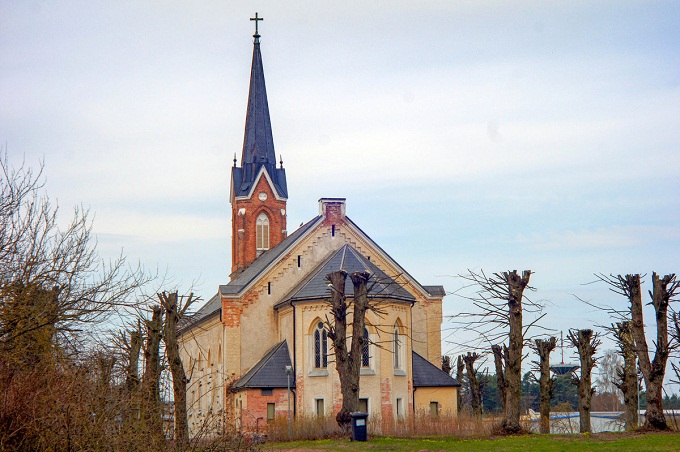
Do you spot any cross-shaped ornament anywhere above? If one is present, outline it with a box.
[250,12,263,41]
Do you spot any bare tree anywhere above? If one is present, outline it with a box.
[442,355,453,375]
[568,329,601,433]
[456,355,464,413]
[142,305,164,439]
[531,337,557,434]
[453,270,538,434]
[158,291,196,446]
[325,270,377,434]
[597,273,679,430]
[491,344,508,416]
[594,349,623,411]
[462,352,483,417]
[611,322,638,430]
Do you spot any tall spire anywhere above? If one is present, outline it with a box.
[232,13,287,200]
[241,13,276,174]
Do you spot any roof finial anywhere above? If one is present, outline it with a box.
[279,154,283,168]
[250,12,263,43]
[233,153,237,167]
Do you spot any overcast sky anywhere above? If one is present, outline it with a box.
[2,1,679,373]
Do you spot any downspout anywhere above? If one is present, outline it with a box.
[291,299,297,418]
[409,299,416,415]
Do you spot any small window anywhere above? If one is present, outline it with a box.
[267,281,271,295]
[358,398,368,413]
[297,255,301,267]
[315,398,325,417]
[267,403,275,421]
[256,213,270,255]
[331,225,335,236]
[261,388,273,396]
[430,401,439,417]
[396,398,404,417]
[314,322,328,368]
[361,328,370,367]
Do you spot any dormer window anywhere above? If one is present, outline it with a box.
[256,213,270,256]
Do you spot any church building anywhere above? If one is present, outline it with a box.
[178,19,459,434]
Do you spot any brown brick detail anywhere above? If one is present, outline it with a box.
[319,198,345,226]
[381,378,393,427]
[231,174,287,276]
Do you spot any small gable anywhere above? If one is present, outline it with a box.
[412,351,461,388]
[232,341,295,390]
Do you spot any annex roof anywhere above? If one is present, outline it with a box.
[412,351,461,388]
[232,340,295,390]
[276,244,415,306]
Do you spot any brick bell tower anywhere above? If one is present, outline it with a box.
[230,15,287,278]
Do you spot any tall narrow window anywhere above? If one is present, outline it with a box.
[256,212,270,256]
[362,328,370,367]
[267,403,276,421]
[393,325,401,370]
[314,322,328,368]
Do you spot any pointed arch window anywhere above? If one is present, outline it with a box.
[362,327,370,367]
[393,324,402,370]
[314,322,328,368]
[256,212,270,255]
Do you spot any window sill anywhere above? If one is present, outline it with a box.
[308,369,329,377]
[393,369,407,376]
[360,368,375,376]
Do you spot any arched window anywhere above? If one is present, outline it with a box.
[256,212,270,255]
[314,322,328,368]
[393,324,401,370]
[362,327,370,367]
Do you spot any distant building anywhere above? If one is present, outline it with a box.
[179,22,459,435]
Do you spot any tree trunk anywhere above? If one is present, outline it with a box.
[627,273,676,430]
[159,291,194,447]
[142,305,163,435]
[534,337,556,434]
[326,270,370,435]
[568,329,600,433]
[463,352,482,417]
[491,344,508,416]
[612,321,638,431]
[456,355,464,413]
[501,270,530,434]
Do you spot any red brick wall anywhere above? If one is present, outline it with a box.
[240,388,293,428]
[231,174,287,275]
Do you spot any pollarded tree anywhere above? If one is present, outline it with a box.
[568,328,601,434]
[597,273,679,430]
[610,322,638,430]
[531,337,557,434]
[453,270,541,434]
[462,352,483,417]
[325,270,386,434]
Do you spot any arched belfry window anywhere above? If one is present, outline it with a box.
[256,212,270,255]
[362,327,370,367]
[314,322,328,368]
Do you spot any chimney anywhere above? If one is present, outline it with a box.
[319,198,346,224]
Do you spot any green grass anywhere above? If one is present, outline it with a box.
[268,432,680,451]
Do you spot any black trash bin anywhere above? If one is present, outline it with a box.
[350,412,368,441]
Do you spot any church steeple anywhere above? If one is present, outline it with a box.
[230,14,288,277]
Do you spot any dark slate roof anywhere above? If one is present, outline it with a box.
[423,286,446,297]
[276,244,415,307]
[233,39,287,199]
[412,352,461,388]
[220,216,323,296]
[177,292,220,334]
[232,341,295,390]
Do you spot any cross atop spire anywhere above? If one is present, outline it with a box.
[250,12,263,42]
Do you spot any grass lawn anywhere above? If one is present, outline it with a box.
[268,432,680,451]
